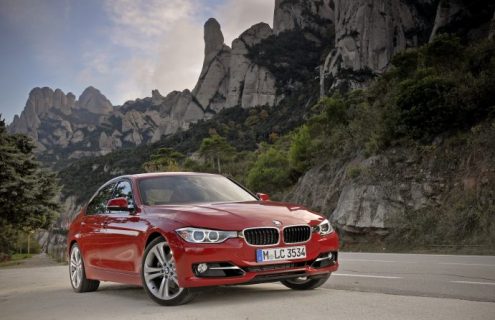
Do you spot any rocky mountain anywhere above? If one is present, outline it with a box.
[8,17,283,165]
[9,0,495,168]
[6,0,495,256]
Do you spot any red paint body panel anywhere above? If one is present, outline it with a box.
[67,173,339,288]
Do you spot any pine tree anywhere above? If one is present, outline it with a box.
[199,134,235,173]
[0,115,60,255]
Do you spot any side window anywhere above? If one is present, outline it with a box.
[86,182,116,215]
[113,180,135,209]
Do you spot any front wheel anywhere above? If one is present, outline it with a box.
[141,237,194,306]
[281,274,330,290]
[69,243,100,292]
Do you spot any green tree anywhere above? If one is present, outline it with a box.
[199,134,236,173]
[396,75,457,139]
[0,115,60,255]
[143,148,185,172]
[289,125,314,174]
[246,148,291,193]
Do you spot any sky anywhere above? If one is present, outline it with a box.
[0,0,275,124]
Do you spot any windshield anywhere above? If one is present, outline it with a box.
[138,175,257,205]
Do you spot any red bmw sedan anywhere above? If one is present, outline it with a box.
[67,172,339,305]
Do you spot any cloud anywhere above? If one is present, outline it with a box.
[214,0,275,45]
[76,0,204,103]
[78,0,275,105]
[103,0,197,48]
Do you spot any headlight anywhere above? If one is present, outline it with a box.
[176,227,238,243]
[314,219,334,236]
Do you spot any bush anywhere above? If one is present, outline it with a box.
[288,125,314,174]
[246,148,291,193]
[396,75,457,139]
[247,30,325,92]
[380,36,495,142]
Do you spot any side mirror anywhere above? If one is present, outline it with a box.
[107,197,130,211]
[256,193,270,201]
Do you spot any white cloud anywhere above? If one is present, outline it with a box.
[78,0,275,105]
[214,0,275,46]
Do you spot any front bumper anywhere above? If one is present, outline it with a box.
[169,231,339,288]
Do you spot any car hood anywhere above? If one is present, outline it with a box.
[144,201,324,230]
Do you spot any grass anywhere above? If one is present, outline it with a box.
[0,253,32,268]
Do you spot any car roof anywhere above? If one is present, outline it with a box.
[116,172,220,181]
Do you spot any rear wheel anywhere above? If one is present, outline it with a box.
[69,243,100,292]
[280,274,330,290]
[141,237,194,306]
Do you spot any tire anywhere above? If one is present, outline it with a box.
[280,273,331,290]
[69,243,100,292]
[141,237,194,306]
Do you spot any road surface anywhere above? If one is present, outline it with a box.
[0,252,494,320]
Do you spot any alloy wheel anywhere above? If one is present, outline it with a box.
[143,241,183,300]
[70,245,83,288]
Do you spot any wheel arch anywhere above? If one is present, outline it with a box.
[67,239,78,258]
[145,231,166,249]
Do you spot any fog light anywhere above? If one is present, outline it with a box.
[327,252,333,259]
[197,263,208,274]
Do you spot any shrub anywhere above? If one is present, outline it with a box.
[396,75,458,139]
[346,165,362,179]
[288,125,314,174]
[246,148,291,193]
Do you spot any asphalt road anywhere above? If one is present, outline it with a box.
[330,252,495,302]
[0,253,494,320]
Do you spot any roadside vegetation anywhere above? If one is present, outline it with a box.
[0,253,32,268]
[0,116,60,260]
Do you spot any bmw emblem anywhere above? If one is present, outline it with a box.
[272,220,282,226]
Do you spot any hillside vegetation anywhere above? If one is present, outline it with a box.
[0,117,59,258]
[57,35,495,252]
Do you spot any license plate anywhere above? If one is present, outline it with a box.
[256,246,306,262]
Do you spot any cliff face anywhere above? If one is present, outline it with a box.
[286,122,495,237]
[273,0,334,36]
[227,23,277,108]
[320,0,495,92]
[195,19,279,111]
[321,0,438,91]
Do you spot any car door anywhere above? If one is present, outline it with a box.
[78,182,116,269]
[99,179,145,273]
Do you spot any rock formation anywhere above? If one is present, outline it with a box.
[191,18,231,113]
[8,15,283,166]
[322,0,437,91]
[285,136,494,236]
[77,86,113,114]
[273,0,334,36]
[226,23,277,108]
[429,0,464,42]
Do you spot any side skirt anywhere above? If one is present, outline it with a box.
[86,266,142,286]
